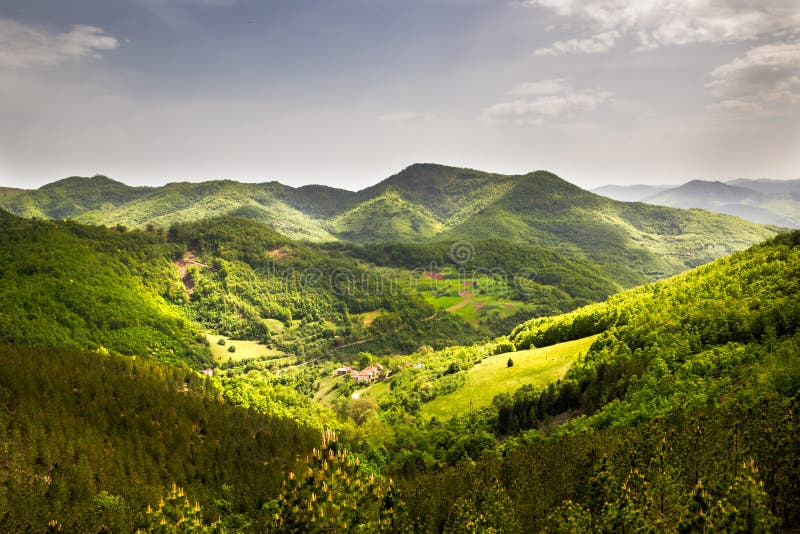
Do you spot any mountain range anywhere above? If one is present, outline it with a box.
[0,164,780,284]
[594,178,800,227]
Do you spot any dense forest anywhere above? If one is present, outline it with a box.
[0,205,797,531]
[0,212,632,362]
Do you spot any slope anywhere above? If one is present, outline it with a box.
[395,231,800,531]
[441,171,777,284]
[329,188,444,242]
[73,180,338,242]
[0,343,319,531]
[0,211,210,366]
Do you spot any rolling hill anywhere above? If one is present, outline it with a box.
[1,164,781,286]
[596,177,800,228]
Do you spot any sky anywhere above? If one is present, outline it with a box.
[0,0,798,191]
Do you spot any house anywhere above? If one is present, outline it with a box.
[356,363,386,383]
[335,366,353,375]
[202,368,214,377]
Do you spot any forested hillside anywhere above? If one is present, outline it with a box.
[0,223,797,531]
[0,211,211,366]
[0,210,633,363]
[0,344,320,532]
[393,231,800,531]
[1,164,778,285]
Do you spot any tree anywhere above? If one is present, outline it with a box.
[273,429,404,532]
[507,358,514,368]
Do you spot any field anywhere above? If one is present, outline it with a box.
[408,270,530,326]
[206,333,285,364]
[422,335,598,419]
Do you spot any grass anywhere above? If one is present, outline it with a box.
[421,335,598,419]
[359,310,384,327]
[206,333,284,364]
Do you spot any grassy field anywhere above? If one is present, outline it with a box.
[206,333,285,364]
[422,335,598,419]
[411,270,529,327]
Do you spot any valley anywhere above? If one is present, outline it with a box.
[0,168,797,532]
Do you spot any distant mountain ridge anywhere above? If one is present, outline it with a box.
[594,178,800,227]
[1,163,780,284]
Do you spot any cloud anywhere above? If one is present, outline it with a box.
[522,0,800,55]
[379,111,437,122]
[0,18,119,68]
[535,30,619,56]
[509,78,568,95]
[486,80,612,123]
[706,41,800,103]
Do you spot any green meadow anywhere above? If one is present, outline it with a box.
[206,333,285,364]
[422,335,598,419]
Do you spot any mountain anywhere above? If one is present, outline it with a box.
[1,212,629,361]
[646,179,760,206]
[597,178,800,228]
[592,183,669,202]
[0,175,152,220]
[0,164,780,286]
[728,177,800,195]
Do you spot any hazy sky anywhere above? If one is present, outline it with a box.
[1,0,798,190]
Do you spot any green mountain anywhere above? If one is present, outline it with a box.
[4,213,622,361]
[1,164,779,286]
[374,231,800,530]
[1,175,152,220]
[329,188,444,242]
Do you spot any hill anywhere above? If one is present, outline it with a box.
[1,212,624,360]
[386,231,800,530]
[0,211,211,366]
[0,343,320,531]
[0,165,780,286]
[597,178,800,228]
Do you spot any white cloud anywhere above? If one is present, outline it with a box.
[0,18,119,68]
[706,41,800,112]
[486,80,612,123]
[535,30,619,55]
[522,0,800,55]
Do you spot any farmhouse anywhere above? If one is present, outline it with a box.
[335,363,389,383]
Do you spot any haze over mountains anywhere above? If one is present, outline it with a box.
[594,178,800,228]
[0,164,779,284]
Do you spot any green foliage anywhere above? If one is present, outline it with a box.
[0,212,210,366]
[273,430,404,532]
[402,396,796,532]
[498,231,800,434]
[140,483,223,533]
[0,344,318,532]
